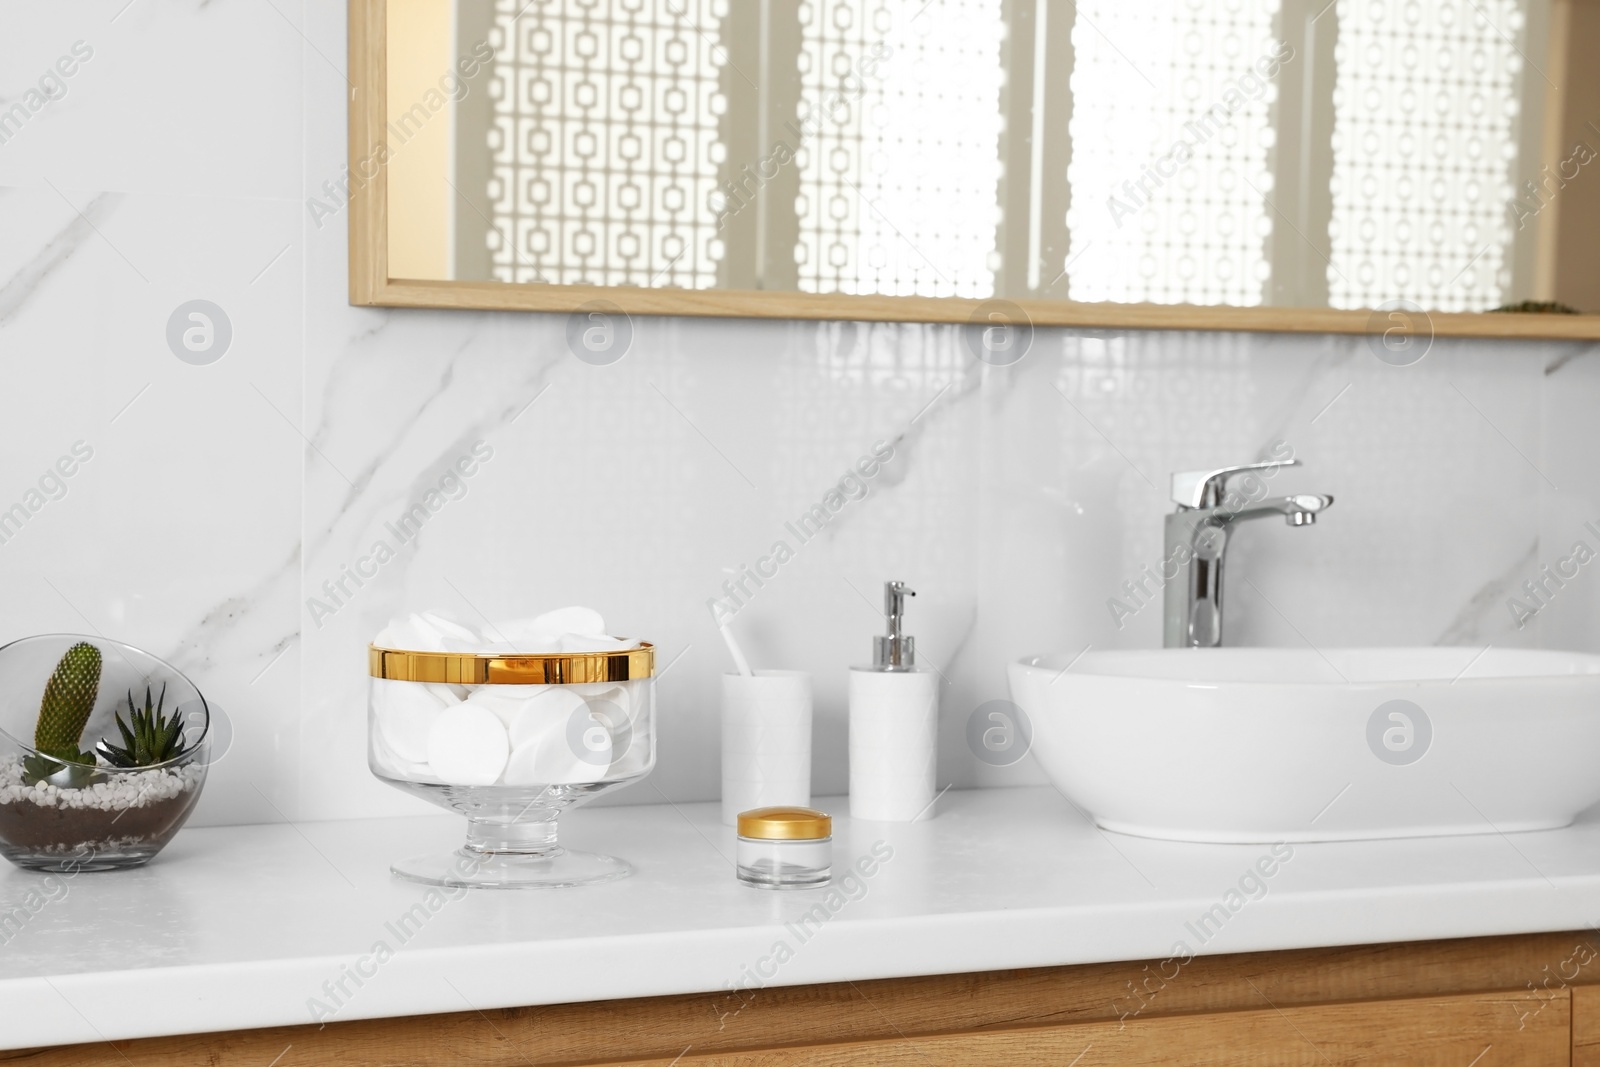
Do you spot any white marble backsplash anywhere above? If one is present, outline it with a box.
[0,1,1595,825]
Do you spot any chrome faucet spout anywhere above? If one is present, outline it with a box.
[1161,464,1333,649]
[1212,493,1334,526]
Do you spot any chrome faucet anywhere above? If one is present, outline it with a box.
[1163,460,1333,648]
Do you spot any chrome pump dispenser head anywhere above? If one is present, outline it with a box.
[872,581,916,671]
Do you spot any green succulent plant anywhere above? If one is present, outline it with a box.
[96,684,192,769]
[22,641,102,783]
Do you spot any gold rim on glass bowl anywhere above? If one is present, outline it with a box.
[368,642,654,685]
[736,806,832,840]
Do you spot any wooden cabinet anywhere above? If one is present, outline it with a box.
[15,930,1598,1066]
[1575,986,1600,1066]
[666,993,1566,1066]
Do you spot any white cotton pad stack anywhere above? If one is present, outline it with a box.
[494,607,604,649]
[482,607,640,654]
[372,678,466,762]
[373,610,483,652]
[465,686,614,786]
[371,606,638,787]
[374,606,639,655]
[426,703,510,785]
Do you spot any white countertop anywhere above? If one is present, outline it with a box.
[3,785,1600,1051]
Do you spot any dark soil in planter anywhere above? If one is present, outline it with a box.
[0,760,205,861]
[0,788,199,853]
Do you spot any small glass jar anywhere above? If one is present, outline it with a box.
[736,806,831,889]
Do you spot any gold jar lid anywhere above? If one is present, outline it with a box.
[368,642,654,685]
[737,807,832,840]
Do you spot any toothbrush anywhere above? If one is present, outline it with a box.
[715,613,754,677]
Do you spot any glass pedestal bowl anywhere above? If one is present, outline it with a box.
[0,634,211,873]
[368,642,655,889]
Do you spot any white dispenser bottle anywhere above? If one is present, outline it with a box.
[849,581,939,821]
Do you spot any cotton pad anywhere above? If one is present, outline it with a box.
[373,615,438,651]
[375,611,482,652]
[464,685,586,747]
[488,686,612,785]
[374,678,461,763]
[418,611,482,651]
[517,688,592,751]
[558,633,638,652]
[503,705,613,786]
[582,685,629,721]
[370,736,436,782]
[496,606,606,646]
[374,606,638,654]
[426,703,510,785]
[476,637,561,654]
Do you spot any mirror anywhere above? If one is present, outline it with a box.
[350,0,1600,337]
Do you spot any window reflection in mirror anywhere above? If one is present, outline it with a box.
[382,0,1600,315]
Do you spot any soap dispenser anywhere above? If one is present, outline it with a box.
[848,580,939,821]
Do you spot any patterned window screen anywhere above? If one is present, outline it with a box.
[486,0,726,287]
[474,0,1532,308]
[1326,0,1521,310]
[793,0,1006,298]
[1064,0,1280,306]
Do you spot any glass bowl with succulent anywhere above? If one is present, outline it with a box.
[0,634,212,872]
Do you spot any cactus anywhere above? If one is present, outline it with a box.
[25,642,102,780]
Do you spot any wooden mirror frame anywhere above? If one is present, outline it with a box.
[347,0,1600,340]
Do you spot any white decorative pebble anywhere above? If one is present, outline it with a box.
[0,755,196,811]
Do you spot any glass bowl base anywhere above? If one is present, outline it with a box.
[391,846,632,890]
[0,844,161,873]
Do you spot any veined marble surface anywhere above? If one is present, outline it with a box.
[2,787,1600,1051]
[0,1,1595,828]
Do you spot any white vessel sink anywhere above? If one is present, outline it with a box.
[1008,647,1600,843]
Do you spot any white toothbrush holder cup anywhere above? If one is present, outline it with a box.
[721,671,813,826]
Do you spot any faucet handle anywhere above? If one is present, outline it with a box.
[1171,459,1300,509]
